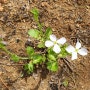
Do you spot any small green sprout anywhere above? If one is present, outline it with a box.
[31,8,39,22]
[62,80,69,87]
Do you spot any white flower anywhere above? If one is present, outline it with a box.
[66,41,88,60]
[45,34,66,53]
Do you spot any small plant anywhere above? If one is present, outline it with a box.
[26,8,88,73]
[0,8,88,74]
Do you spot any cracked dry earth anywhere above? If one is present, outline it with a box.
[0,0,90,90]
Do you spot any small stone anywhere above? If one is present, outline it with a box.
[0,4,3,11]
[0,71,2,75]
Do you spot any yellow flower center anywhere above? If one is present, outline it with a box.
[54,41,57,44]
[75,49,78,52]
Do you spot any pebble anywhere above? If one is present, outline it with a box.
[0,3,3,11]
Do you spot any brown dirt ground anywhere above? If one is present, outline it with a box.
[0,0,90,90]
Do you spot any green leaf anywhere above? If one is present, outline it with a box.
[31,8,39,21]
[31,8,39,15]
[48,49,56,55]
[47,61,58,71]
[24,62,34,74]
[32,54,43,64]
[45,27,52,39]
[28,29,40,39]
[48,54,56,61]
[62,80,68,87]
[47,49,57,59]
[0,43,5,49]
[28,62,34,72]
[58,45,69,58]
[11,54,20,62]
[37,41,45,48]
[26,46,34,56]
[42,55,46,62]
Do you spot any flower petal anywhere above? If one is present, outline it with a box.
[76,41,81,49]
[78,48,88,56]
[57,37,66,45]
[45,40,54,47]
[53,44,61,53]
[66,45,75,53]
[50,34,57,41]
[72,52,77,60]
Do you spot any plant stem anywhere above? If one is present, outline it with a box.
[1,47,11,55]
[20,57,29,60]
[1,47,29,60]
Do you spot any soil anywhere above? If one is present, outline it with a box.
[0,0,90,90]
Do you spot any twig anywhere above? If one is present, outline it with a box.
[62,58,78,89]
[62,58,74,72]
[0,77,9,90]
